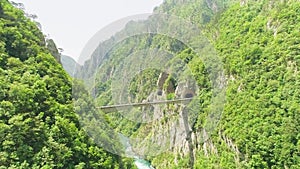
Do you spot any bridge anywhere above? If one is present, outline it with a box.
[97,98,193,113]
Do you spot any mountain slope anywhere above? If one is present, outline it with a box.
[77,0,300,168]
[0,1,129,168]
[61,55,78,77]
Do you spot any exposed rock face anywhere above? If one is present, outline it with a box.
[219,131,242,166]
[157,72,169,90]
[133,77,199,168]
[156,72,177,96]
[175,81,196,99]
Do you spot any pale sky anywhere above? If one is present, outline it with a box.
[12,0,164,60]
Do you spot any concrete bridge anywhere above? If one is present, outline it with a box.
[97,98,193,113]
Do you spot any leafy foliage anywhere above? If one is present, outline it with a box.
[85,0,300,168]
[2,0,300,168]
[0,1,128,168]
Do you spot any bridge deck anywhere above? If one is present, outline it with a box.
[97,98,193,113]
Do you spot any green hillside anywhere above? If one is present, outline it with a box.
[1,0,299,168]
[78,0,300,168]
[0,1,133,168]
[60,55,78,77]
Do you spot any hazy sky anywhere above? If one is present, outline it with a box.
[12,0,164,60]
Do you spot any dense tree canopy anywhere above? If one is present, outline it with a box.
[78,0,300,168]
[0,1,133,168]
[1,0,299,168]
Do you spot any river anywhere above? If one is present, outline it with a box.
[119,134,155,169]
[134,158,155,169]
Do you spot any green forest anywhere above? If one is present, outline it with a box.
[1,0,300,169]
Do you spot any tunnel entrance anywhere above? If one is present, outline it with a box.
[185,93,194,98]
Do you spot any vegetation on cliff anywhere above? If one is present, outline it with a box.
[81,0,300,168]
[0,1,133,168]
[1,0,299,168]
